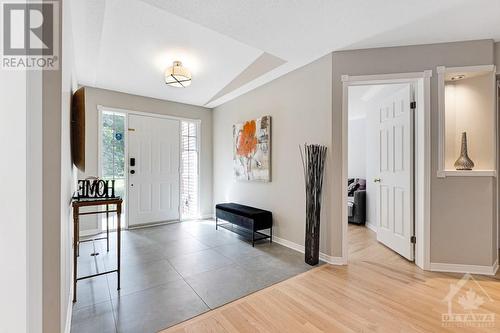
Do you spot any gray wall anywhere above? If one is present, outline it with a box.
[80,87,213,232]
[213,55,334,256]
[332,39,497,265]
[496,41,500,248]
[43,1,65,331]
[495,42,500,73]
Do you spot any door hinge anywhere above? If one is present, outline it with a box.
[410,101,416,109]
[410,236,416,244]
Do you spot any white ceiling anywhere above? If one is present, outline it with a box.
[71,0,500,108]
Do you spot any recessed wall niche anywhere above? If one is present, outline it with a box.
[437,65,497,177]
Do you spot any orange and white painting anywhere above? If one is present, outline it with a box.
[233,115,271,181]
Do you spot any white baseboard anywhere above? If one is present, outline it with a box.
[64,280,74,333]
[272,236,346,265]
[272,236,304,252]
[128,220,179,229]
[319,252,347,265]
[430,260,499,276]
[365,221,377,233]
[200,213,215,219]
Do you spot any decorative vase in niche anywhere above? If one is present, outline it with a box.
[454,132,474,170]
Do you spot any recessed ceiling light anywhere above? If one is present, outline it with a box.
[165,61,192,88]
[450,74,465,81]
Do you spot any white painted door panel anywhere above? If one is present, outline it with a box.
[376,85,415,261]
[128,114,180,227]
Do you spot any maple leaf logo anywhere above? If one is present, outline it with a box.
[458,289,485,310]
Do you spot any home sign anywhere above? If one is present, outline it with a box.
[75,178,116,199]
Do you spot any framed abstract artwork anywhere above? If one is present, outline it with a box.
[233,115,271,181]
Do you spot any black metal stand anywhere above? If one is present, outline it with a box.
[216,217,272,246]
[72,198,122,303]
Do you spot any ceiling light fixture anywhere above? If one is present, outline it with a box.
[450,74,465,81]
[165,61,192,87]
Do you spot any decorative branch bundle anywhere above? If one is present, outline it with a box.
[299,143,327,265]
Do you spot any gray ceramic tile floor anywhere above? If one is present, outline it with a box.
[71,220,320,333]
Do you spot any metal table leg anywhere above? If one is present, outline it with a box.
[117,203,121,290]
[106,204,109,252]
[73,206,79,302]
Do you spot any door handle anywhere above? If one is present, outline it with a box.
[374,178,381,183]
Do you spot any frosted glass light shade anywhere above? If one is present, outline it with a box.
[165,61,192,87]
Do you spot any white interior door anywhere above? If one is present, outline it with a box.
[128,114,180,227]
[376,85,415,260]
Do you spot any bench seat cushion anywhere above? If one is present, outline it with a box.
[215,203,268,217]
[216,203,272,231]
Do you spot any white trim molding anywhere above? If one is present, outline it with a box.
[341,70,432,270]
[437,170,497,177]
[272,236,346,265]
[341,70,432,85]
[97,105,202,123]
[436,65,497,178]
[365,221,377,233]
[64,283,74,333]
[430,260,499,276]
[319,253,347,265]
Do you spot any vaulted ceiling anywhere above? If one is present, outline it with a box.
[71,0,500,108]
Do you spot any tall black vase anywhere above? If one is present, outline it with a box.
[300,144,327,266]
[305,203,321,265]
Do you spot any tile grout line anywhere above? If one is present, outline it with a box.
[105,260,119,332]
[72,221,312,332]
[72,241,118,333]
[165,256,213,310]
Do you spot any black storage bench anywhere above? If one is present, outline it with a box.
[215,203,272,246]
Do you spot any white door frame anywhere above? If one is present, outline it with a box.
[341,70,432,270]
[97,105,202,227]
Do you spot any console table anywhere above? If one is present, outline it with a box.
[72,197,122,303]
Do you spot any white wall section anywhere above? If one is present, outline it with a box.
[347,118,366,179]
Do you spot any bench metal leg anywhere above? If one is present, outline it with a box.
[252,220,255,247]
[270,226,272,243]
[215,217,218,230]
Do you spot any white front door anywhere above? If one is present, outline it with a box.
[128,114,180,227]
[376,85,415,260]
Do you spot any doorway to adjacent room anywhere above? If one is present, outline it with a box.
[341,71,432,269]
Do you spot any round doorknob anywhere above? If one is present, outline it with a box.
[374,178,381,183]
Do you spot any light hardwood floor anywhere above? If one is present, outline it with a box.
[162,225,500,332]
